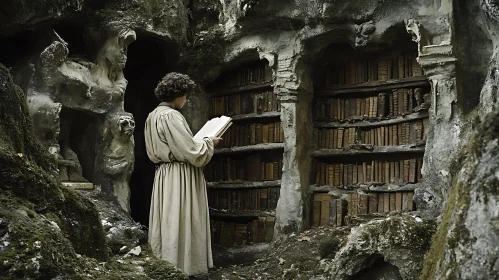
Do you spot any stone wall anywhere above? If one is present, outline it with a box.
[2,0,499,278]
[188,0,457,235]
[1,0,464,232]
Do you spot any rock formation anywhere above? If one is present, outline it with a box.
[2,0,499,279]
[0,63,108,277]
[13,24,137,212]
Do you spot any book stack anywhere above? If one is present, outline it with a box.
[312,158,423,186]
[311,47,429,223]
[208,187,280,212]
[210,217,275,246]
[204,156,283,182]
[314,87,429,122]
[316,52,423,87]
[206,62,273,91]
[312,119,428,148]
[312,192,415,227]
[205,60,283,248]
[210,90,280,117]
[220,121,284,148]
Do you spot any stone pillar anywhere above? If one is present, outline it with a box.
[406,19,462,217]
[274,54,314,237]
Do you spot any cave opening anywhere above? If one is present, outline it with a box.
[124,34,177,226]
[349,255,402,280]
[0,29,50,68]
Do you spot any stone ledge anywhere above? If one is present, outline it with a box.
[207,180,281,189]
[214,142,284,155]
[209,82,274,97]
[314,111,429,128]
[315,76,430,96]
[310,183,421,193]
[209,209,276,218]
[62,182,95,190]
[311,145,425,157]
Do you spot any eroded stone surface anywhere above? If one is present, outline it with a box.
[420,109,499,280]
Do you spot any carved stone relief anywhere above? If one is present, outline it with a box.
[26,94,62,160]
[354,21,376,47]
[91,29,136,96]
[100,112,136,212]
[15,26,137,212]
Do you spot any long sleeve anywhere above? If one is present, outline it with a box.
[160,111,214,168]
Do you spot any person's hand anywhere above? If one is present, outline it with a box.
[209,137,222,147]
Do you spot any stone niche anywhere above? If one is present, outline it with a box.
[12,21,137,213]
[58,107,98,183]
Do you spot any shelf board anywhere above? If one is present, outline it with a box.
[314,111,429,128]
[207,180,281,189]
[210,81,274,97]
[311,144,425,158]
[310,183,421,193]
[209,210,275,218]
[315,76,430,96]
[230,111,281,121]
[215,142,284,155]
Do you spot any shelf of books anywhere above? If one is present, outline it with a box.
[310,49,430,228]
[204,60,282,247]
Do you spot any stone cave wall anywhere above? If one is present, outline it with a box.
[2,0,499,278]
[194,0,458,234]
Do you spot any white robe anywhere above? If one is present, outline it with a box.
[144,104,214,276]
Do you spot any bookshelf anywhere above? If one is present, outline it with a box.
[204,60,282,247]
[310,45,430,228]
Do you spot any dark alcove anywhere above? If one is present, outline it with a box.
[59,107,99,183]
[349,255,402,280]
[124,34,177,226]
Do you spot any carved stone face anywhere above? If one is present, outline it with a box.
[117,115,135,137]
[28,95,62,146]
[102,30,136,69]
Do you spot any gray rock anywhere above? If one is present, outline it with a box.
[324,214,436,280]
[420,109,499,280]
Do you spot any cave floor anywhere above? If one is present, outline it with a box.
[209,226,352,280]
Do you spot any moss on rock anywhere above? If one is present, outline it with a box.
[420,108,499,280]
[178,27,225,83]
[0,63,109,277]
[318,236,342,259]
[326,214,436,280]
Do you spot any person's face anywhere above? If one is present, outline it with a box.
[173,95,187,109]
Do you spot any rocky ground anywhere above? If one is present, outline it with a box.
[210,212,436,280]
[210,226,347,280]
[74,187,189,280]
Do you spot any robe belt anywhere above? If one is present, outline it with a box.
[154,161,185,170]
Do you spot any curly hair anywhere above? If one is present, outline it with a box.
[154,72,196,102]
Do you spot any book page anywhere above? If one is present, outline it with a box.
[193,119,217,140]
[194,116,232,140]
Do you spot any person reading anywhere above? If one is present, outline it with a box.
[144,72,221,278]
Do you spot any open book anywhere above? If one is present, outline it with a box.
[193,115,232,140]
